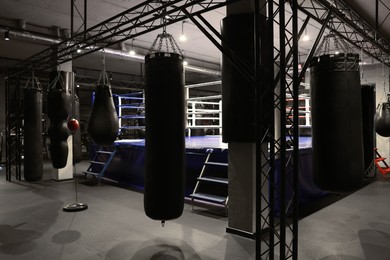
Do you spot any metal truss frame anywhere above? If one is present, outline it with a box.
[4,0,390,259]
[298,0,390,66]
[254,1,300,258]
[5,77,22,182]
[12,0,242,76]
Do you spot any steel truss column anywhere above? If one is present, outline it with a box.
[5,77,22,182]
[71,0,87,38]
[255,0,299,259]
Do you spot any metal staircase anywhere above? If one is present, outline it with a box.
[190,149,228,210]
[82,147,116,182]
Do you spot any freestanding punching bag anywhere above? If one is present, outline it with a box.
[24,88,43,181]
[310,53,364,193]
[375,101,390,137]
[47,89,70,168]
[144,52,185,221]
[87,84,119,146]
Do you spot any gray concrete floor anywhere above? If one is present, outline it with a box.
[0,162,389,259]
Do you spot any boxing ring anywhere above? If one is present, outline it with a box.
[90,83,327,210]
[93,135,327,210]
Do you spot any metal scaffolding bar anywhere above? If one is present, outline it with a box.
[299,0,390,65]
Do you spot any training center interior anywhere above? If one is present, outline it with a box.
[0,0,390,259]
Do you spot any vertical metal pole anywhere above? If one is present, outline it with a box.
[5,78,10,181]
[268,0,275,257]
[279,0,287,258]
[254,0,262,259]
[84,0,87,39]
[71,0,74,37]
[292,0,299,259]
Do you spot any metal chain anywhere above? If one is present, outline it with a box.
[98,48,110,86]
[147,30,183,56]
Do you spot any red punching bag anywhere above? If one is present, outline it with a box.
[144,52,186,221]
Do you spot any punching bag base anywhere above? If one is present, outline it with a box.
[63,202,88,212]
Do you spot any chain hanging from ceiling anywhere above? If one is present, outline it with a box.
[147,14,183,56]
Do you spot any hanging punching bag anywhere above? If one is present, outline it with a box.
[361,84,376,174]
[47,88,70,168]
[144,52,185,221]
[24,88,43,181]
[221,13,272,143]
[87,84,119,146]
[310,53,364,193]
[375,102,390,137]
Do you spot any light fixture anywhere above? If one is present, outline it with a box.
[76,47,82,53]
[335,51,340,55]
[179,21,187,42]
[129,39,136,56]
[183,60,188,66]
[302,28,310,41]
[4,30,10,41]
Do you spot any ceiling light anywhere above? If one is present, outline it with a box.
[76,48,82,53]
[4,30,10,41]
[335,51,340,55]
[129,39,136,56]
[302,34,310,41]
[179,21,187,42]
[183,60,188,66]
[302,28,309,41]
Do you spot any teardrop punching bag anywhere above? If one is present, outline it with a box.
[24,88,43,181]
[47,88,70,168]
[87,84,119,146]
[144,52,185,221]
[375,102,390,137]
[310,53,364,193]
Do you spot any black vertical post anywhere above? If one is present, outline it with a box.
[279,0,286,258]
[268,1,275,258]
[84,0,87,39]
[254,0,261,258]
[292,0,299,259]
[71,0,74,37]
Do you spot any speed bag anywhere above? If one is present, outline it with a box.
[375,102,390,137]
[144,52,186,221]
[310,53,364,193]
[87,84,119,146]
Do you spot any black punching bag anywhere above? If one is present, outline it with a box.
[47,88,70,168]
[144,52,185,221]
[87,84,119,146]
[361,84,376,173]
[24,88,43,181]
[375,102,390,137]
[221,13,272,143]
[221,13,255,142]
[310,53,364,193]
[72,95,82,164]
